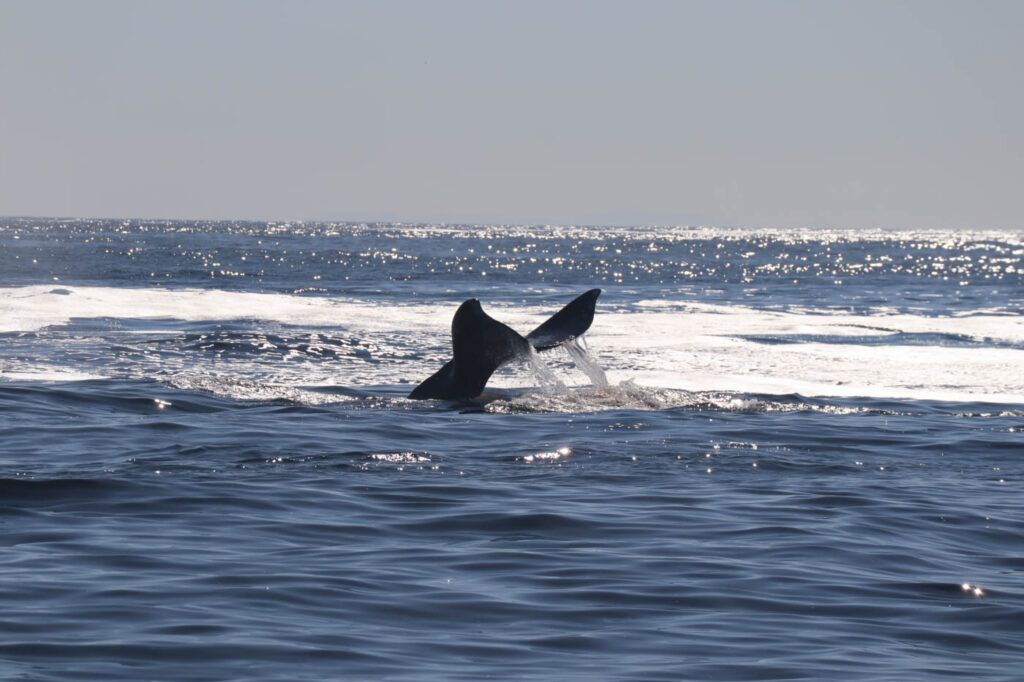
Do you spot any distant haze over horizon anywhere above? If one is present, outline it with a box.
[2,1,1022,231]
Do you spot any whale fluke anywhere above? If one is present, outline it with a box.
[409,289,602,401]
[526,288,602,351]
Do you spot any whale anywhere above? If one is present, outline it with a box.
[409,289,602,400]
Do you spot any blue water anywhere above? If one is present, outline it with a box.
[2,218,1023,680]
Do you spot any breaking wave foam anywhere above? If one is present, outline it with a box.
[3,285,1022,404]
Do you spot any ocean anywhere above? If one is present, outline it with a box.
[1,217,1022,681]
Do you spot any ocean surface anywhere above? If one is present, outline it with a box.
[1,217,1022,681]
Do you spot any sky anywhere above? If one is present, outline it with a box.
[1,0,1022,229]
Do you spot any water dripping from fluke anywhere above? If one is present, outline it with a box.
[565,337,609,388]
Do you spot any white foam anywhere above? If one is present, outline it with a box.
[168,374,354,405]
[0,367,108,383]
[488,303,1024,404]
[0,285,451,334]
[3,285,1022,403]
[580,307,1024,403]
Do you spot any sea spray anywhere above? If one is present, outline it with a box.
[564,337,609,388]
[525,346,567,394]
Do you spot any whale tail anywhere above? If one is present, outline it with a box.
[408,289,602,400]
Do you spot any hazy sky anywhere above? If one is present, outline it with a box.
[2,0,1022,228]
